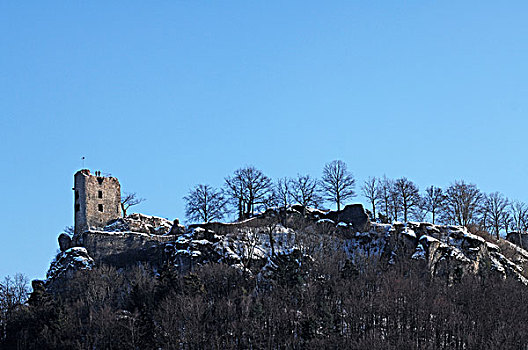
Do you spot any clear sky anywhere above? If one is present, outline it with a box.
[1,1,527,280]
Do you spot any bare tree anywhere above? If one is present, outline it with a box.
[482,192,509,239]
[261,191,278,212]
[235,228,260,270]
[225,166,273,220]
[376,176,393,223]
[225,172,246,220]
[501,209,513,236]
[361,177,379,221]
[443,181,482,227]
[477,193,491,231]
[412,202,428,222]
[389,183,402,222]
[511,200,528,233]
[184,184,227,223]
[320,160,356,211]
[0,274,29,341]
[262,214,281,257]
[393,177,420,222]
[121,192,146,217]
[511,200,528,249]
[421,186,445,225]
[275,177,293,209]
[290,174,322,210]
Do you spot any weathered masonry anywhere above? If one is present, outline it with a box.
[73,169,121,234]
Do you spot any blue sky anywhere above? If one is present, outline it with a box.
[1,1,527,280]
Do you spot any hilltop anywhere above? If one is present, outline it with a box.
[4,168,528,349]
[45,203,528,289]
[4,204,527,349]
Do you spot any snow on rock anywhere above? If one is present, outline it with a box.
[103,213,180,235]
[48,205,528,287]
[165,223,299,272]
[46,247,94,282]
[419,235,440,244]
[486,242,500,252]
[336,220,528,284]
[411,244,426,260]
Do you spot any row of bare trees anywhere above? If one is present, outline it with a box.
[362,176,528,238]
[183,163,527,238]
[184,160,357,223]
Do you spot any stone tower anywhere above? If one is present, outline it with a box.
[74,169,122,234]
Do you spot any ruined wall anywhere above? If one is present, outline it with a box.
[73,231,175,268]
[74,169,122,234]
[507,232,528,250]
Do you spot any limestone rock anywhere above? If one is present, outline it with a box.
[169,218,185,235]
[58,233,72,252]
[46,247,94,283]
[125,213,173,234]
[103,213,175,235]
[323,204,371,232]
[48,204,528,289]
[507,232,528,249]
[103,218,130,232]
[73,230,175,269]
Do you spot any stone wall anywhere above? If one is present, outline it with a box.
[506,232,528,250]
[73,230,175,268]
[323,204,371,232]
[74,169,122,233]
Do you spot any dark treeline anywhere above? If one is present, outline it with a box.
[2,237,528,349]
[185,160,528,239]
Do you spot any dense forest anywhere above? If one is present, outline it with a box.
[2,243,528,349]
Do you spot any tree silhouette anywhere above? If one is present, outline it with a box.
[320,160,356,211]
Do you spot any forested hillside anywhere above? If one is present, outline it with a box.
[2,247,528,349]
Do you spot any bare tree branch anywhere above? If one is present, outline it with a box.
[320,160,356,211]
[290,174,322,211]
[361,177,379,222]
[184,184,227,223]
[225,166,273,220]
[121,192,146,217]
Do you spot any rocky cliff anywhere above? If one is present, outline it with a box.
[45,205,528,289]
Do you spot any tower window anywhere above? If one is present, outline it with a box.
[98,204,104,212]
[98,191,103,198]
[75,191,79,200]
[75,204,80,212]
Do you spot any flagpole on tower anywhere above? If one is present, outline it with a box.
[81,156,85,168]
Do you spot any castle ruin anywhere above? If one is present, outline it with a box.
[73,169,121,234]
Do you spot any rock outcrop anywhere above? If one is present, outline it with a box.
[322,204,371,232]
[70,213,179,269]
[47,247,94,282]
[45,205,528,289]
[104,213,175,235]
[507,232,528,250]
[58,233,72,252]
[73,230,175,269]
[44,214,182,289]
